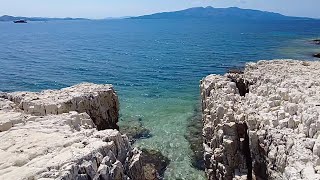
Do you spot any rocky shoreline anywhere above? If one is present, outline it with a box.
[201,59,320,179]
[0,83,165,180]
[3,59,320,179]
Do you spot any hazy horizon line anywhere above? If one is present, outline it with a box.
[0,6,318,20]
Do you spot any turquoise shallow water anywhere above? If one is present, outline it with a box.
[0,19,320,179]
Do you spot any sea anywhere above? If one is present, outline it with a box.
[0,19,320,179]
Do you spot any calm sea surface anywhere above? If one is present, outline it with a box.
[0,19,320,179]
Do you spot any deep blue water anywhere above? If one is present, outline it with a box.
[0,19,319,179]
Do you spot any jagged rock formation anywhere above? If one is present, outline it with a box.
[201,60,320,180]
[5,83,119,130]
[0,83,146,180]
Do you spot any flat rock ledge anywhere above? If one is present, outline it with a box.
[201,60,320,180]
[0,83,146,180]
[5,83,119,130]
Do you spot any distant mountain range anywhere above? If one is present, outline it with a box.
[1,7,315,22]
[132,6,313,20]
[0,15,88,22]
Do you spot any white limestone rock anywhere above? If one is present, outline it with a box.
[0,112,127,180]
[7,83,119,130]
[201,60,320,179]
[0,83,145,180]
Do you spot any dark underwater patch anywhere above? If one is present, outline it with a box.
[185,103,205,171]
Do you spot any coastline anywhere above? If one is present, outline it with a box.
[2,59,320,179]
[0,83,166,179]
[1,20,319,179]
[201,59,320,179]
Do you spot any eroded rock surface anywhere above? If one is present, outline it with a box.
[0,83,146,180]
[6,83,119,130]
[201,60,320,180]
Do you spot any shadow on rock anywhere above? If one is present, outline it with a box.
[119,117,152,143]
[141,148,170,180]
[185,103,205,171]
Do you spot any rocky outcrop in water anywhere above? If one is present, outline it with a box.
[201,60,320,179]
[314,53,320,58]
[312,39,320,45]
[0,83,147,180]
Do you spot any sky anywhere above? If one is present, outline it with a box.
[0,0,319,19]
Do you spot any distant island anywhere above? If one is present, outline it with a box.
[1,7,316,22]
[131,6,314,20]
[0,15,88,22]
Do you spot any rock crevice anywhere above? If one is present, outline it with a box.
[201,60,320,180]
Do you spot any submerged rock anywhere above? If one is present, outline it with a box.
[140,149,170,180]
[201,60,320,179]
[120,117,152,143]
[185,104,205,170]
[120,118,169,179]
